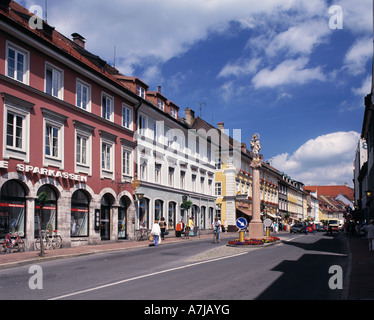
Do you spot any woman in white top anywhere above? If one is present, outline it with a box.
[151,220,161,246]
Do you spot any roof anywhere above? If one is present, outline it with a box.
[304,185,354,202]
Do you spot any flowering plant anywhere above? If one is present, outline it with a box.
[227,236,280,246]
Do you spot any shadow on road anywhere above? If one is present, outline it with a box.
[255,234,348,300]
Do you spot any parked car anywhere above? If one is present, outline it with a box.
[290,223,304,233]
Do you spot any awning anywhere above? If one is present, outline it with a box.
[236,208,252,217]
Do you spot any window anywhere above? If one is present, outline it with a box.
[170,107,177,119]
[102,93,113,121]
[180,171,186,189]
[122,104,132,130]
[215,182,222,196]
[71,190,89,237]
[45,124,59,158]
[192,174,197,192]
[168,167,174,187]
[76,79,91,111]
[139,114,147,136]
[6,42,29,84]
[200,177,205,193]
[3,94,33,162]
[6,112,23,150]
[101,142,112,171]
[122,148,132,177]
[155,163,161,184]
[139,161,147,181]
[73,121,93,175]
[46,63,63,99]
[158,99,164,111]
[76,135,87,165]
[137,85,145,99]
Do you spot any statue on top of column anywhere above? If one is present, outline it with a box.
[250,133,261,159]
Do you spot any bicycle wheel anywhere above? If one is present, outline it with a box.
[52,235,62,249]
[34,237,47,251]
[135,231,142,241]
[16,239,25,252]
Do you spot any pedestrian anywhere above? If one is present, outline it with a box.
[304,222,308,235]
[312,222,316,235]
[151,220,161,246]
[365,220,374,252]
[159,217,166,240]
[186,216,194,239]
[274,221,278,233]
[175,220,184,237]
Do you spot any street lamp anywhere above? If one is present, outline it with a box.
[365,190,372,198]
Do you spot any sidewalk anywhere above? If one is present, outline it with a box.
[0,232,235,270]
[344,234,374,300]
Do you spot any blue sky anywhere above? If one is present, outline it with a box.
[18,0,372,186]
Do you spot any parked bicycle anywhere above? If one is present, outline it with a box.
[135,229,150,241]
[1,233,25,253]
[34,230,62,250]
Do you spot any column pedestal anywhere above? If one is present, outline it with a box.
[248,158,264,238]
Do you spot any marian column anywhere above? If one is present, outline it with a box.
[248,134,264,238]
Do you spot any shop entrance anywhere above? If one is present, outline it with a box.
[100,194,111,240]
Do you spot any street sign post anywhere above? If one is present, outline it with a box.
[236,217,247,242]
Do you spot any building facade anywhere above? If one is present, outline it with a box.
[0,1,141,249]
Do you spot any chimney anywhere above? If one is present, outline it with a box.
[185,107,195,126]
[158,86,162,94]
[217,122,224,132]
[71,33,86,49]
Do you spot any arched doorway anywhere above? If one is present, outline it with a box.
[35,185,57,237]
[100,194,112,240]
[168,201,176,229]
[71,190,90,237]
[118,196,129,239]
[0,180,26,237]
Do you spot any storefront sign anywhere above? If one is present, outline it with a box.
[16,163,87,182]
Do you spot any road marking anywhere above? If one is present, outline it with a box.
[49,251,248,300]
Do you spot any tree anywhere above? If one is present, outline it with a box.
[36,191,49,257]
[181,200,192,212]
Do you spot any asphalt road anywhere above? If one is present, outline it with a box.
[0,232,349,301]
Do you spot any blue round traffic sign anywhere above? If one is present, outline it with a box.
[236,217,247,229]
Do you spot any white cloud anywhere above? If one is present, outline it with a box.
[265,19,330,57]
[352,74,371,96]
[343,37,372,76]
[270,131,360,185]
[17,0,330,77]
[218,58,261,78]
[252,58,326,88]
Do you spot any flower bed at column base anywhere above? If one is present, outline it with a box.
[227,236,280,246]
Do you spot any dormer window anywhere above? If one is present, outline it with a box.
[170,107,177,118]
[137,85,145,99]
[158,99,164,111]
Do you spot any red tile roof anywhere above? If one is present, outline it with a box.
[304,185,354,201]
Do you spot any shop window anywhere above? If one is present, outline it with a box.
[0,180,26,237]
[35,185,57,237]
[138,198,149,229]
[155,200,163,222]
[168,202,176,229]
[71,190,89,237]
[118,197,128,239]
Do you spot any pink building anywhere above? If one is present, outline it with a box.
[0,1,139,249]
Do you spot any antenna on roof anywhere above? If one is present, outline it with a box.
[44,0,47,23]
[113,45,116,67]
[197,102,206,117]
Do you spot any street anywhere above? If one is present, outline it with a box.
[0,231,349,301]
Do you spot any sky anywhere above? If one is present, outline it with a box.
[18,0,373,187]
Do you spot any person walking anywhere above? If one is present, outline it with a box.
[365,220,374,252]
[186,217,194,239]
[159,217,166,240]
[151,220,161,246]
[213,217,222,243]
